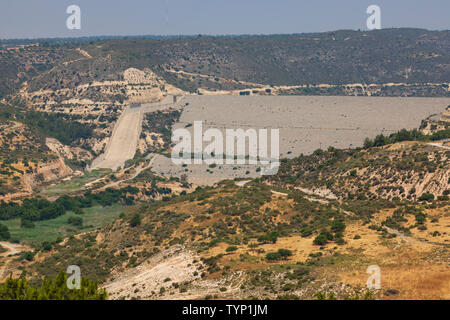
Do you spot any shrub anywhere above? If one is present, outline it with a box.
[20,219,35,229]
[258,230,279,244]
[300,227,313,237]
[266,249,292,261]
[68,216,83,227]
[331,220,346,233]
[313,231,333,246]
[0,270,107,300]
[265,252,282,261]
[418,193,434,202]
[313,234,328,245]
[72,207,83,215]
[415,214,426,225]
[19,251,35,261]
[41,241,52,252]
[130,213,142,227]
[225,246,238,252]
[0,224,10,241]
[278,249,292,258]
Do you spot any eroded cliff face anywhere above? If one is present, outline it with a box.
[123,67,185,104]
[420,106,450,135]
[45,138,92,162]
[22,157,73,192]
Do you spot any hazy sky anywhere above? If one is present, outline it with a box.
[1,0,449,39]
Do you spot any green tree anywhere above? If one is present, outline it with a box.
[41,241,52,252]
[418,193,434,202]
[20,218,35,229]
[277,249,292,259]
[0,270,107,300]
[0,223,10,241]
[300,227,313,237]
[68,216,83,227]
[258,230,279,243]
[265,252,282,261]
[313,231,333,246]
[331,220,346,233]
[130,213,142,227]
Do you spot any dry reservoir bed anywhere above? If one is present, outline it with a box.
[151,95,450,185]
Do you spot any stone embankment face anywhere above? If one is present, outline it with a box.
[91,95,449,175]
[90,105,143,171]
[153,95,450,185]
[90,96,182,171]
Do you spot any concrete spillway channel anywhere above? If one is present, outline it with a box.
[90,96,183,171]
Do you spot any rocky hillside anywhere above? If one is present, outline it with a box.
[267,141,449,201]
[20,175,449,300]
[0,103,93,199]
[2,28,449,100]
[12,134,449,300]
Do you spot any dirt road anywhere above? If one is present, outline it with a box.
[429,141,450,150]
[0,242,25,257]
[0,241,27,280]
[98,154,157,189]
